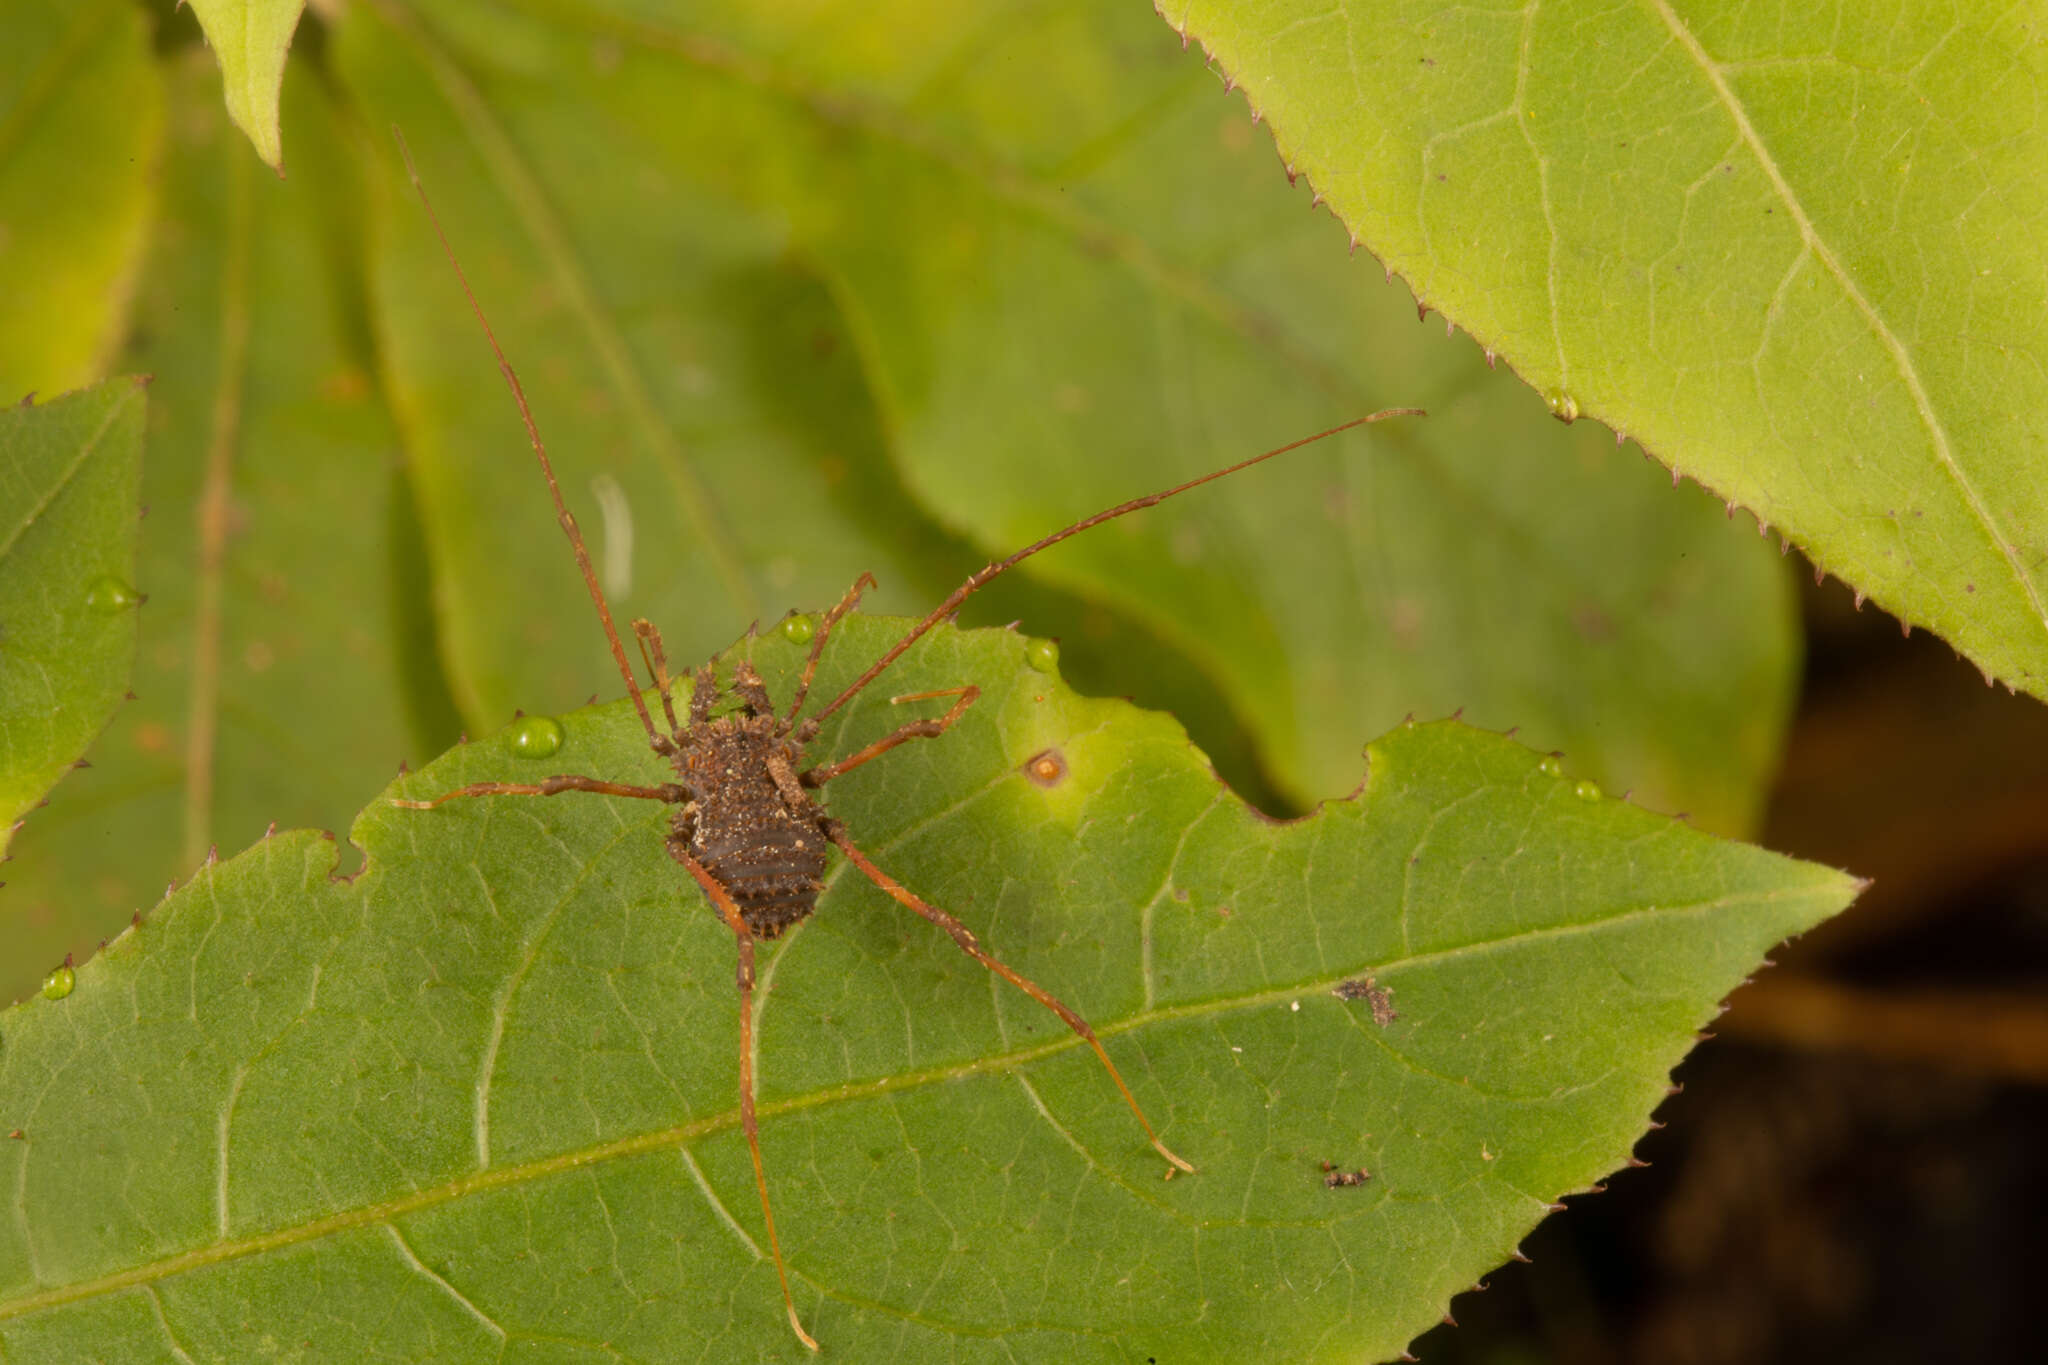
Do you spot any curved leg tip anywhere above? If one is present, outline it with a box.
[787,1304,821,1353]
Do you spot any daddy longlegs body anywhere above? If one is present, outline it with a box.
[390,133,1420,1351]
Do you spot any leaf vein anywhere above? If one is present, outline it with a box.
[381,1221,509,1345]
[0,888,1814,1320]
[1651,0,2046,637]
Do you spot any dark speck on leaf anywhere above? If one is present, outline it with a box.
[1334,975,1398,1027]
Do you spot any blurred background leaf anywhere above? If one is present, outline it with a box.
[0,50,437,993]
[352,0,1795,835]
[0,0,161,397]
[0,380,146,860]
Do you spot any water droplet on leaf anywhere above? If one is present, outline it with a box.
[1025,638,1059,673]
[781,614,815,645]
[41,967,75,1000]
[1538,755,1563,777]
[85,576,139,612]
[1573,779,1601,801]
[508,715,564,759]
[1545,390,1580,424]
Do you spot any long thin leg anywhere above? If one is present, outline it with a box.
[390,776,682,809]
[782,573,876,723]
[394,131,661,748]
[800,687,979,788]
[823,820,1194,1175]
[633,618,684,745]
[805,409,1423,726]
[673,847,820,1353]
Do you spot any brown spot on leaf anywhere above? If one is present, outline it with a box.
[1023,748,1067,788]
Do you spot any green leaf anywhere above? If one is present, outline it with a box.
[0,0,162,398]
[0,62,448,1003]
[336,0,1796,833]
[0,380,145,863]
[184,0,308,172]
[1162,0,2048,698]
[0,616,1856,1361]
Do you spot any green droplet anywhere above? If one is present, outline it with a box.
[1573,779,1602,801]
[40,966,75,1000]
[781,613,815,645]
[1538,755,1563,778]
[1025,638,1060,673]
[507,715,564,759]
[1545,390,1580,424]
[85,576,140,612]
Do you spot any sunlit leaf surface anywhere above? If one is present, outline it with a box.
[1164,0,2048,698]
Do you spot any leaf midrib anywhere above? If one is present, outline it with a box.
[0,882,1823,1321]
[1649,0,2044,637]
[0,389,133,563]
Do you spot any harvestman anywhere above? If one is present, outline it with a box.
[390,134,1421,1350]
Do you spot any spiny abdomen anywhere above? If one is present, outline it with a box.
[680,802,828,939]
